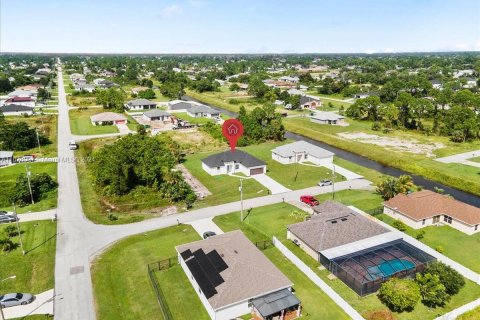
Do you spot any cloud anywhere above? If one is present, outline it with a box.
[160,4,183,18]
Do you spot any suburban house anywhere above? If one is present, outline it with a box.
[287,201,436,296]
[299,96,321,110]
[463,78,478,89]
[3,96,36,108]
[430,79,443,90]
[167,100,197,112]
[96,80,115,89]
[310,111,347,125]
[202,150,266,176]
[354,92,379,99]
[142,109,171,122]
[187,105,221,118]
[124,98,157,111]
[279,76,300,84]
[384,190,480,235]
[0,104,35,116]
[16,84,43,92]
[176,230,301,320]
[90,112,127,126]
[8,90,37,98]
[287,89,305,96]
[74,84,95,93]
[0,151,14,167]
[271,141,334,166]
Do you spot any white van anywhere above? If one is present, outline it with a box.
[69,140,78,150]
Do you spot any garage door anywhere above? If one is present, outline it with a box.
[250,167,264,175]
[116,120,126,124]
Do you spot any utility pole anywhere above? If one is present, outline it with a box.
[0,275,16,320]
[332,165,336,200]
[24,165,35,205]
[12,203,25,255]
[36,129,42,154]
[239,179,244,222]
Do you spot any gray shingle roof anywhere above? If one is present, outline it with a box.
[176,230,292,310]
[0,104,34,112]
[272,141,334,159]
[202,150,266,168]
[299,96,319,105]
[168,101,194,110]
[143,109,171,118]
[188,105,220,115]
[288,201,390,252]
[127,99,156,106]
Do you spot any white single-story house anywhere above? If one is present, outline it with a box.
[271,141,334,166]
[74,84,95,93]
[124,98,157,111]
[299,96,321,110]
[310,111,347,125]
[3,96,36,108]
[176,230,301,320]
[142,109,171,121]
[384,190,480,235]
[279,76,300,84]
[90,112,127,126]
[202,150,266,176]
[0,104,35,116]
[8,90,37,98]
[0,151,14,166]
[187,105,221,118]
[287,89,305,96]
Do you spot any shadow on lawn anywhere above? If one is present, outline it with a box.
[25,233,57,255]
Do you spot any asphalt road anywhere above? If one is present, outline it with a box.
[52,61,372,320]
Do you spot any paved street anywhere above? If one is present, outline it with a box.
[52,60,372,320]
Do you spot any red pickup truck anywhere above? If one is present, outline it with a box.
[300,195,319,206]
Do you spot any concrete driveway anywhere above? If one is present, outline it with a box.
[116,123,132,134]
[252,174,291,194]
[188,218,224,238]
[3,289,54,319]
[323,163,363,181]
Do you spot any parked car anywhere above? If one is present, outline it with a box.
[300,195,319,206]
[0,214,17,224]
[0,293,34,308]
[0,210,13,216]
[69,140,78,150]
[318,179,333,187]
[203,231,216,239]
[16,155,36,163]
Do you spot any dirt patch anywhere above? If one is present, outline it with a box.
[337,132,444,157]
[176,164,212,199]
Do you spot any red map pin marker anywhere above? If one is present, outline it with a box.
[222,119,244,153]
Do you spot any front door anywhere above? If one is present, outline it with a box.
[226,165,232,173]
[433,215,440,223]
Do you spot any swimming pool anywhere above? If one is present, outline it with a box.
[367,258,415,280]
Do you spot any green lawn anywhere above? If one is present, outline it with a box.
[183,152,266,208]
[0,221,57,294]
[69,108,119,135]
[91,225,201,320]
[214,199,480,320]
[469,156,480,163]
[174,112,216,125]
[283,117,480,197]
[155,266,210,320]
[378,213,480,273]
[458,306,480,319]
[316,189,384,214]
[0,162,58,213]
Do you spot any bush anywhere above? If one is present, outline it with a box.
[435,246,444,253]
[416,230,426,240]
[3,225,18,238]
[371,122,382,131]
[0,238,17,252]
[424,262,465,295]
[11,173,58,206]
[416,273,449,307]
[393,219,407,231]
[378,278,421,312]
[108,213,118,221]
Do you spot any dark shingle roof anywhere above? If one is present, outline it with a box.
[127,99,156,106]
[0,104,34,112]
[288,201,389,252]
[202,150,265,168]
[143,109,171,118]
[299,96,319,105]
[188,105,220,114]
[168,101,194,110]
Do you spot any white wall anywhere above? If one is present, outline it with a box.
[202,162,265,177]
[3,111,34,116]
[271,152,333,166]
[287,230,320,261]
[215,301,250,320]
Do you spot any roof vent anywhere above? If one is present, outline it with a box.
[234,250,238,254]
[341,218,348,221]
[331,220,338,224]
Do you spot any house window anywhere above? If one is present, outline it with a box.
[443,215,452,224]
[235,164,239,169]
[422,219,425,225]
[475,225,478,231]
[216,167,220,170]
[305,154,308,159]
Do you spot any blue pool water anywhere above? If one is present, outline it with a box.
[367,259,415,280]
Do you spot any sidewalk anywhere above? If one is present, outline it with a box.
[251,174,291,194]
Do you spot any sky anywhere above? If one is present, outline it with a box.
[1,0,479,54]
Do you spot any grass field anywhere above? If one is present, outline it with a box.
[458,306,480,319]
[283,117,480,196]
[91,225,202,320]
[67,95,98,107]
[378,213,480,273]
[469,156,480,163]
[174,112,216,124]
[69,108,119,135]
[214,200,480,320]
[0,162,58,213]
[0,221,57,294]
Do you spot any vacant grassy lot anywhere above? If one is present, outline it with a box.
[284,117,480,196]
[67,95,98,107]
[155,266,210,320]
[91,225,201,320]
[0,221,57,294]
[378,213,480,273]
[214,200,480,320]
[69,108,119,135]
[0,162,58,213]
[316,189,384,213]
